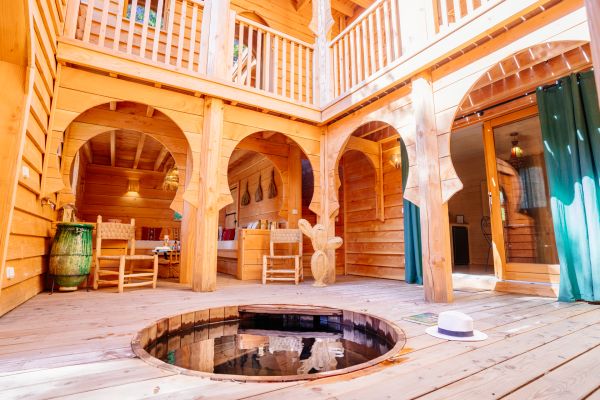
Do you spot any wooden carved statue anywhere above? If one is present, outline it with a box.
[298,219,343,287]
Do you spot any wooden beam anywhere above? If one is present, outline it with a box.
[295,0,310,12]
[145,105,155,118]
[132,133,146,169]
[348,0,370,8]
[154,147,168,171]
[413,72,453,303]
[109,101,117,111]
[331,0,354,17]
[82,141,93,164]
[262,131,276,139]
[585,0,600,92]
[110,131,116,167]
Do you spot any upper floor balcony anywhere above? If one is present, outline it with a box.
[59,0,556,123]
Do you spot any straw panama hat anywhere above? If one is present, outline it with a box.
[425,310,488,341]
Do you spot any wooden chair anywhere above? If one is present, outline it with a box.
[262,229,303,285]
[93,216,158,293]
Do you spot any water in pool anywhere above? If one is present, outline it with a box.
[145,313,395,377]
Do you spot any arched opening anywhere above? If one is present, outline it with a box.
[335,122,407,281]
[63,101,191,284]
[217,131,317,282]
[448,41,593,288]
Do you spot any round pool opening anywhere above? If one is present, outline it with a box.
[132,304,406,382]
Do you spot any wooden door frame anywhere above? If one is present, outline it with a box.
[482,105,559,281]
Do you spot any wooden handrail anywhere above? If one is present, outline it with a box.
[235,14,314,49]
[329,0,384,46]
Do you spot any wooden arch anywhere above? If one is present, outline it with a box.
[59,102,192,214]
[438,36,591,203]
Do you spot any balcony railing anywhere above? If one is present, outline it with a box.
[231,14,314,105]
[329,0,403,99]
[64,0,502,110]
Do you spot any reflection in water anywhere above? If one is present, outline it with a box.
[145,314,397,377]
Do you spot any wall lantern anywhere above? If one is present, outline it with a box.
[127,178,140,193]
[389,138,402,169]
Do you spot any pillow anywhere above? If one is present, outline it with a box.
[222,228,236,241]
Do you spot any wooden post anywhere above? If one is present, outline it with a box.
[180,146,195,285]
[198,0,232,79]
[192,97,224,292]
[309,0,334,106]
[585,0,600,92]
[320,127,337,284]
[287,144,303,228]
[412,72,453,303]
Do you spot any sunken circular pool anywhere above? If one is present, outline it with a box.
[132,304,406,382]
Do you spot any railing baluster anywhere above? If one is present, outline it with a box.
[82,0,95,43]
[290,41,295,100]
[343,35,350,93]
[126,0,137,54]
[466,0,474,13]
[332,42,339,98]
[273,35,279,96]
[236,22,244,84]
[355,24,363,83]
[390,0,400,60]
[152,0,164,61]
[305,46,310,103]
[367,12,376,76]
[349,27,357,87]
[297,43,303,102]
[176,1,188,68]
[246,25,254,86]
[98,0,110,47]
[113,0,125,50]
[187,3,198,71]
[264,32,271,92]
[164,0,176,65]
[361,18,369,77]
[452,0,462,22]
[375,5,384,70]
[256,29,263,90]
[281,38,287,97]
[382,0,392,65]
[140,0,152,57]
[439,0,449,29]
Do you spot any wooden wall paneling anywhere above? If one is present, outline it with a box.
[287,144,302,228]
[413,72,453,303]
[180,145,196,285]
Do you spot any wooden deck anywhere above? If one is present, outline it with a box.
[1,275,600,399]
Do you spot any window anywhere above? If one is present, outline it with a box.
[125,0,165,28]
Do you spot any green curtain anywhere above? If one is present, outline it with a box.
[401,139,423,284]
[536,71,600,302]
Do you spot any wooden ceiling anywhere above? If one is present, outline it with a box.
[79,130,175,172]
[292,0,373,23]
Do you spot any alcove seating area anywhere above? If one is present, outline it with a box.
[71,128,182,281]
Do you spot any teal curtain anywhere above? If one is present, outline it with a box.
[401,139,423,284]
[537,71,600,302]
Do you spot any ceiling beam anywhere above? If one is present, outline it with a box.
[332,0,354,17]
[348,0,370,8]
[146,105,155,118]
[82,142,93,164]
[262,131,277,139]
[110,131,116,167]
[154,147,169,171]
[109,101,117,111]
[132,133,146,169]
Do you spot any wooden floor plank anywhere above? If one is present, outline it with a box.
[0,275,598,399]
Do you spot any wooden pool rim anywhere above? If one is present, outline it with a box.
[131,304,407,383]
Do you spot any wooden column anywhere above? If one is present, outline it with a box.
[0,1,33,297]
[180,146,195,285]
[412,72,453,303]
[287,144,303,228]
[585,0,600,92]
[192,97,224,292]
[199,0,232,78]
[320,127,337,284]
[309,0,334,106]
